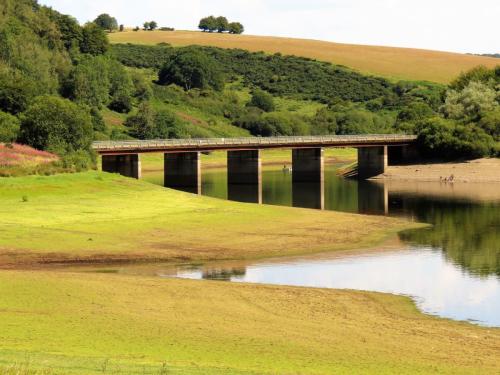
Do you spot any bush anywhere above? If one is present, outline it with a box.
[158,48,224,91]
[0,111,20,142]
[248,89,275,112]
[19,95,93,156]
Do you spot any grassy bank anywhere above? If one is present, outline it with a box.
[0,271,498,374]
[0,171,414,267]
[109,30,500,83]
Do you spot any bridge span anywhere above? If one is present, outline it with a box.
[92,135,418,202]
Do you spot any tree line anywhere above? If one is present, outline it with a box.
[198,16,244,34]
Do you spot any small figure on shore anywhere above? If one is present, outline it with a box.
[282,165,292,173]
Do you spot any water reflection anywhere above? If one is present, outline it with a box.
[169,249,500,327]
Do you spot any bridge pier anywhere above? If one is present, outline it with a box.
[357,146,387,179]
[102,154,141,179]
[164,152,201,194]
[227,150,262,203]
[292,148,324,183]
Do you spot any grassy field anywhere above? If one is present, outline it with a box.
[109,30,500,83]
[0,171,412,267]
[0,271,498,374]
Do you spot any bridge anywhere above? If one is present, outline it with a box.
[93,135,418,205]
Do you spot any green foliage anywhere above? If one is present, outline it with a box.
[125,102,183,139]
[158,48,224,91]
[478,109,500,141]
[450,65,499,90]
[248,89,275,112]
[198,16,218,32]
[94,13,118,32]
[19,95,93,157]
[228,22,244,35]
[80,23,109,55]
[415,117,495,159]
[0,110,20,142]
[199,16,243,34]
[215,16,229,33]
[442,81,498,121]
[143,21,158,31]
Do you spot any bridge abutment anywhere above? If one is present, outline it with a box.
[357,146,387,179]
[227,150,262,203]
[102,154,141,179]
[164,152,201,194]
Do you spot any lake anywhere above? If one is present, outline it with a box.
[134,164,500,327]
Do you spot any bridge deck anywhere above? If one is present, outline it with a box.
[92,135,417,155]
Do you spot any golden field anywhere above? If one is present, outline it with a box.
[109,30,499,83]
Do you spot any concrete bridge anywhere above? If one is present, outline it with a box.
[93,135,418,204]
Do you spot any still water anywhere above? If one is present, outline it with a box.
[140,165,500,327]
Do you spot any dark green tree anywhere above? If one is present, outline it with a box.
[19,95,93,155]
[215,16,228,33]
[80,23,109,55]
[248,89,275,112]
[149,21,158,31]
[228,22,244,34]
[119,24,124,32]
[0,110,20,142]
[198,16,217,32]
[94,14,118,32]
[158,49,224,91]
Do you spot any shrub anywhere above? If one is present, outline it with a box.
[0,111,20,142]
[248,89,275,112]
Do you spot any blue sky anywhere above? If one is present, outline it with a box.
[39,0,500,54]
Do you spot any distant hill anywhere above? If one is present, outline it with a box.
[109,30,499,84]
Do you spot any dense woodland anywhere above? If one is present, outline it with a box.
[0,0,498,173]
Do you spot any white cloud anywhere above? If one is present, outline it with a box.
[39,0,500,53]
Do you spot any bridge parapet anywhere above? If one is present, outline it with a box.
[92,135,417,155]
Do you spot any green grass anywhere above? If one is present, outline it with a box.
[0,171,414,266]
[0,271,498,374]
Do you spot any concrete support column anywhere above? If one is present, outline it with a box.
[164,152,201,194]
[291,148,324,210]
[227,150,262,204]
[292,148,324,183]
[102,154,141,179]
[357,146,387,179]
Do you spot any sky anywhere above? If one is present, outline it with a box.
[39,0,500,54]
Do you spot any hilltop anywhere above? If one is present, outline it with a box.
[109,30,499,83]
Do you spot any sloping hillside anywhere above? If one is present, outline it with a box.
[109,30,499,83]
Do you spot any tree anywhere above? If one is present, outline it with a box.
[94,14,118,32]
[125,103,184,139]
[158,48,224,91]
[80,23,109,55]
[54,14,83,51]
[248,89,275,112]
[143,22,150,31]
[67,55,110,108]
[198,16,217,32]
[228,22,244,34]
[215,16,228,33]
[149,21,158,31]
[119,24,124,32]
[0,110,20,142]
[442,81,498,121]
[19,96,93,155]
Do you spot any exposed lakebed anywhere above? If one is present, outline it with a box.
[120,165,500,327]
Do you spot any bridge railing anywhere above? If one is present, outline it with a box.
[92,134,417,151]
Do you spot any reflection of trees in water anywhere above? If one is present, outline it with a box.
[202,267,247,281]
[396,196,500,277]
